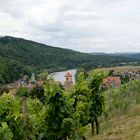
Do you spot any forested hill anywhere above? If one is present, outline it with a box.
[111,53,140,60]
[0,36,137,83]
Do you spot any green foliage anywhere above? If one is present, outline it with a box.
[0,36,137,84]
[103,80,140,118]
[0,59,32,84]
[72,72,90,124]
[0,122,13,140]
[87,70,108,135]
[30,84,45,103]
[0,94,24,139]
[71,72,90,139]
[26,98,45,140]
[43,80,75,140]
[16,87,29,97]
[1,69,139,139]
[0,92,45,140]
[37,72,48,81]
[75,67,88,82]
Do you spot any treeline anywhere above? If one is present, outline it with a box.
[0,59,32,84]
[0,36,137,84]
[0,70,107,140]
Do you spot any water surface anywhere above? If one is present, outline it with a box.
[50,69,76,84]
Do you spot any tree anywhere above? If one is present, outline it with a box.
[71,72,90,139]
[43,80,75,140]
[26,97,45,140]
[87,70,107,136]
[16,87,30,140]
[0,93,24,140]
[75,68,88,82]
[0,122,13,140]
[37,72,48,81]
[30,84,45,103]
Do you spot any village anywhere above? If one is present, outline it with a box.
[4,71,75,95]
[1,67,140,96]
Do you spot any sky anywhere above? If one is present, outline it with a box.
[0,0,140,53]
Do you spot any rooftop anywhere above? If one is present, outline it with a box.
[64,72,72,77]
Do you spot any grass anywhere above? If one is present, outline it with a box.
[88,104,140,140]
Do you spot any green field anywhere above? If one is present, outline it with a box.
[99,65,140,72]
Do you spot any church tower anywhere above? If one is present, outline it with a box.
[64,72,73,91]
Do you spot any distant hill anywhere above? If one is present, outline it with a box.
[90,52,140,60]
[0,36,138,83]
[111,53,140,61]
[88,52,107,55]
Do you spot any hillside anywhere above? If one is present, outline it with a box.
[90,52,140,61]
[89,104,140,140]
[0,36,138,83]
[87,79,140,140]
[112,53,140,61]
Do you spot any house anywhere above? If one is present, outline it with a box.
[102,76,121,88]
[64,72,73,91]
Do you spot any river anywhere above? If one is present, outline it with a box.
[50,69,76,84]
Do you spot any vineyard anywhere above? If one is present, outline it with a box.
[88,80,140,140]
[0,70,140,140]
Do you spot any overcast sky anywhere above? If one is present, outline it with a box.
[0,0,140,53]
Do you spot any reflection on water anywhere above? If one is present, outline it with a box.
[50,69,76,84]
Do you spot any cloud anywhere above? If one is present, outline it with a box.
[0,0,140,52]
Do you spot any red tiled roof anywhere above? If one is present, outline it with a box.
[102,76,121,87]
[64,72,72,77]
